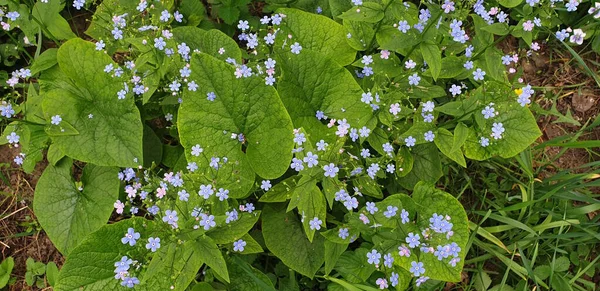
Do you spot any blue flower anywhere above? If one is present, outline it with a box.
[237,20,250,31]
[199,213,216,230]
[154,37,166,50]
[216,188,229,201]
[162,210,179,227]
[226,209,239,223]
[410,261,425,276]
[406,233,421,248]
[365,202,378,214]
[361,92,373,104]
[383,206,398,218]
[400,209,409,224]
[473,68,486,81]
[121,228,140,246]
[6,132,19,144]
[491,122,505,140]
[233,239,246,252]
[359,126,371,137]
[51,115,62,125]
[367,163,380,179]
[191,144,203,156]
[383,253,394,268]
[366,249,381,265]
[415,276,429,287]
[479,137,490,147]
[464,60,474,70]
[160,10,171,22]
[408,73,421,86]
[290,42,302,54]
[405,136,416,147]
[146,237,161,252]
[309,217,323,230]
[261,180,272,191]
[390,272,399,287]
[424,131,435,142]
[323,163,339,178]
[383,143,393,155]
[316,140,328,151]
[207,92,216,101]
[199,184,214,199]
[114,256,133,272]
[178,190,189,201]
[294,132,306,145]
[121,277,140,288]
[338,228,349,239]
[343,197,358,210]
[290,158,304,171]
[148,205,160,215]
[303,152,319,168]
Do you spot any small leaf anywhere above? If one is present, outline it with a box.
[421,42,442,80]
[262,204,325,278]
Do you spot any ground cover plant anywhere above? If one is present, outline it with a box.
[0,0,599,290]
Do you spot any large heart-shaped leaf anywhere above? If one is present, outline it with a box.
[277,50,372,143]
[42,38,143,167]
[33,158,119,255]
[178,53,294,197]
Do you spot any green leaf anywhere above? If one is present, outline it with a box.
[194,235,230,282]
[452,123,469,152]
[324,241,347,275]
[217,5,240,25]
[55,218,151,291]
[296,181,327,242]
[335,248,375,283]
[438,56,468,79]
[498,0,523,8]
[277,8,356,66]
[43,38,143,167]
[344,20,375,51]
[141,241,205,290]
[464,102,541,160]
[228,256,276,291]
[31,1,76,40]
[143,125,163,168]
[481,23,511,36]
[234,233,263,254]
[398,143,442,189]
[259,176,301,203]
[421,43,441,80]
[0,257,14,288]
[85,0,142,40]
[262,204,325,278]
[178,0,206,26]
[172,27,242,63]
[411,182,469,282]
[338,2,384,23]
[30,48,58,75]
[207,211,261,244]
[434,128,467,167]
[33,158,119,255]
[277,50,372,143]
[179,53,294,197]
[377,26,421,56]
[46,262,59,286]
